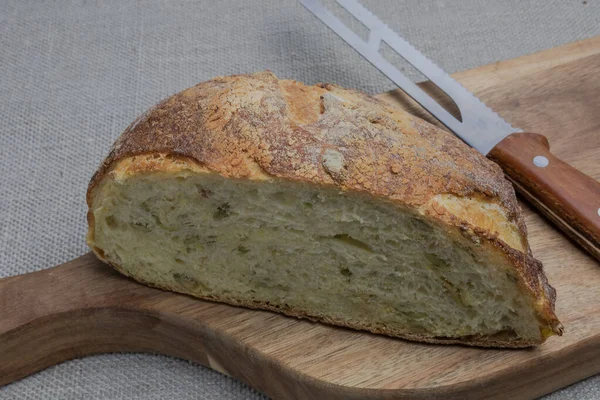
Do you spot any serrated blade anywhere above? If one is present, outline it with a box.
[299,0,520,155]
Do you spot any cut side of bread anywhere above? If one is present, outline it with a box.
[87,71,562,347]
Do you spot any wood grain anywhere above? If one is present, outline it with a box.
[2,36,600,399]
[488,132,600,260]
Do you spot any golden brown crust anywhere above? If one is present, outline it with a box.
[89,72,526,247]
[87,71,562,343]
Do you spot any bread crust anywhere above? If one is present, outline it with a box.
[87,71,562,345]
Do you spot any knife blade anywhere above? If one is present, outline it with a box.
[300,0,518,155]
[299,0,600,261]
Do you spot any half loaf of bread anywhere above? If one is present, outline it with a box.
[87,71,562,347]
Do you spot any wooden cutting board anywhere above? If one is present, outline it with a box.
[1,36,599,400]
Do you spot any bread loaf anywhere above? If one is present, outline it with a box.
[87,71,562,347]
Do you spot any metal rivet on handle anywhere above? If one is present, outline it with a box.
[597,208,600,217]
[533,156,549,168]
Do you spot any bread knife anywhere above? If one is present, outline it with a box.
[299,0,600,261]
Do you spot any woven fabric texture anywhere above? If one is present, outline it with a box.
[1,0,599,398]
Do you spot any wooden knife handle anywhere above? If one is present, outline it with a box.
[488,132,600,261]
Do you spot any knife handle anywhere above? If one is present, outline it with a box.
[488,132,600,261]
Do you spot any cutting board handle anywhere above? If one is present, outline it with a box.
[0,254,219,387]
[489,132,600,260]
